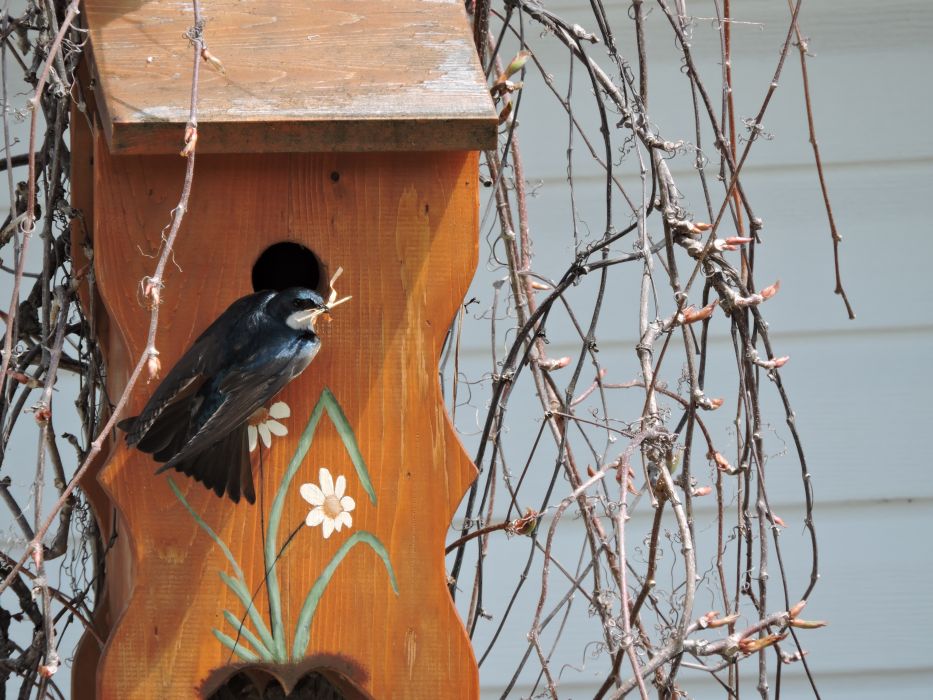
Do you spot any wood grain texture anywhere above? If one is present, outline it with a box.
[88,141,480,697]
[83,0,498,154]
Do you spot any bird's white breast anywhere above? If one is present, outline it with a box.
[286,309,322,331]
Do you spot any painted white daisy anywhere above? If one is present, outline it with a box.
[300,467,356,539]
[247,401,290,452]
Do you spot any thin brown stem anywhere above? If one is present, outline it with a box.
[0,0,205,598]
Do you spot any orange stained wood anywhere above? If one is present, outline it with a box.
[88,139,480,697]
[83,0,498,154]
[69,101,117,697]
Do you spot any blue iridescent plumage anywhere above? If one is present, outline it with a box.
[119,287,328,503]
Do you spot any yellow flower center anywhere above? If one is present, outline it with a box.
[323,494,343,518]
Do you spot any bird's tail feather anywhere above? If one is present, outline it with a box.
[116,416,137,436]
[154,425,255,505]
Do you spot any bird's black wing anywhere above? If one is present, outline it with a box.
[119,291,274,447]
[164,422,254,504]
[156,354,298,466]
[153,353,303,502]
[124,374,206,455]
[119,292,278,503]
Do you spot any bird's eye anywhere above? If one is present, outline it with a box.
[292,299,303,309]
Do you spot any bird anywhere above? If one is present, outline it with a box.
[118,276,350,504]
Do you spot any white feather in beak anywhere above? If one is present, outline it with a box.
[286,267,352,331]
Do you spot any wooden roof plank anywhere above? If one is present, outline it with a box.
[84,0,498,153]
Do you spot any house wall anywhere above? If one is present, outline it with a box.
[448,1,933,697]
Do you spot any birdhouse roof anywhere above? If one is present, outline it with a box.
[83,0,498,154]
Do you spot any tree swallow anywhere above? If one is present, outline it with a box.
[119,286,336,504]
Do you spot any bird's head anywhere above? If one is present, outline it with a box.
[270,269,352,332]
[272,287,330,332]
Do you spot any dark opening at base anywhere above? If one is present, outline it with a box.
[252,242,323,294]
[209,670,348,699]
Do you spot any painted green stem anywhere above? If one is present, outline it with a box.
[265,387,377,661]
[291,531,399,660]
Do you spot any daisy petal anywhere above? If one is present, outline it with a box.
[334,475,346,499]
[300,483,325,506]
[319,468,335,496]
[336,511,353,531]
[305,507,325,527]
[247,425,258,452]
[322,518,335,539]
[266,420,288,437]
[269,401,291,419]
[340,495,356,513]
[258,423,272,448]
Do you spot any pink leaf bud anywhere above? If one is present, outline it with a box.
[683,300,718,324]
[146,350,162,383]
[34,404,51,425]
[709,451,733,473]
[200,48,226,75]
[739,633,787,654]
[39,664,58,678]
[759,279,781,299]
[539,356,572,371]
[788,618,827,629]
[706,612,740,629]
[180,126,198,157]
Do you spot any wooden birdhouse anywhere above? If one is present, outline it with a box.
[70,1,495,697]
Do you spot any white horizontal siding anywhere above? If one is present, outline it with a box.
[453,244,933,515]
[503,0,933,178]
[466,162,933,341]
[464,498,933,696]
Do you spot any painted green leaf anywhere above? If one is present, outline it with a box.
[221,610,272,662]
[291,530,399,660]
[173,387,387,665]
[216,572,278,659]
[212,628,260,663]
[319,387,376,505]
[168,478,245,578]
[169,478,276,655]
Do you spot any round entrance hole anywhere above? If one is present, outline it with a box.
[252,242,323,293]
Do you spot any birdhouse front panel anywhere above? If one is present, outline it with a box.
[87,138,481,697]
